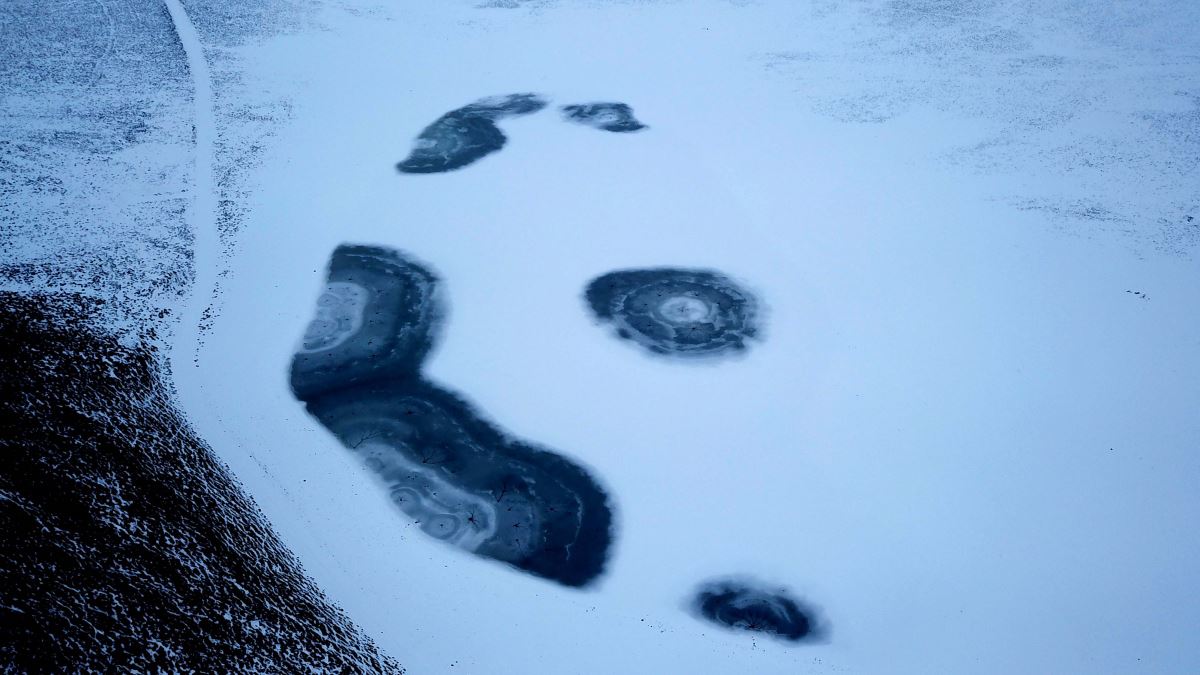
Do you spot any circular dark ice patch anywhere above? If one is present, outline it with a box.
[690,579,823,643]
[584,267,760,359]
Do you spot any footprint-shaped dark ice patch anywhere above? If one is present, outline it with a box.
[561,102,647,132]
[291,245,613,587]
[584,268,760,359]
[690,578,825,644]
[396,93,547,174]
[301,380,613,587]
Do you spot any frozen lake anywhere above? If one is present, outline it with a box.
[173,2,1200,672]
[5,0,1197,672]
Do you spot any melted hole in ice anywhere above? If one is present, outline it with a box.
[690,578,825,643]
[290,244,613,587]
[396,93,547,174]
[561,102,647,133]
[584,267,760,359]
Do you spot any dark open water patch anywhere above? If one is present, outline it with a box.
[561,103,647,132]
[396,93,547,174]
[585,267,760,359]
[0,292,403,673]
[690,578,825,644]
[291,245,613,587]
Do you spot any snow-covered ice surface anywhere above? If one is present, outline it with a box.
[5,0,1200,672]
[182,1,1200,673]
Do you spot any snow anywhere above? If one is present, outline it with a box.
[163,0,219,373]
[156,0,1200,673]
[0,0,194,337]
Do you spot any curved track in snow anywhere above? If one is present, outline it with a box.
[164,0,219,380]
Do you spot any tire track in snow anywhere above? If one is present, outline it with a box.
[164,0,218,378]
